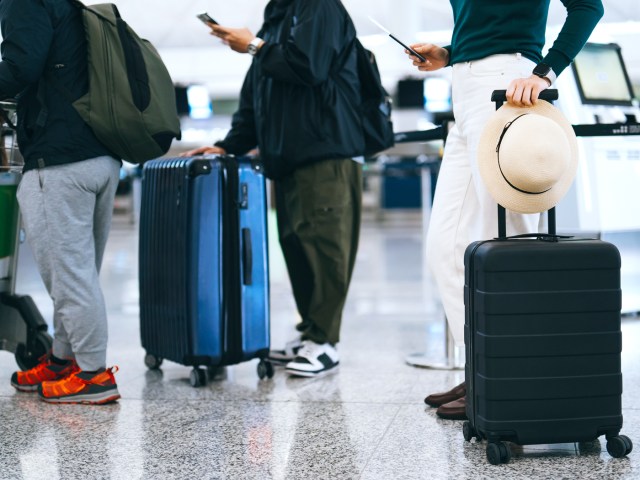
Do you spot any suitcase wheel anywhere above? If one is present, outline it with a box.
[486,441,511,465]
[462,421,479,442]
[15,331,52,371]
[190,367,207,388]
[257,360,274,380]
[144,353,163,370]
[607,435,633,458]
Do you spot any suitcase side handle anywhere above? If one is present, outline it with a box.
[242,228,253,285]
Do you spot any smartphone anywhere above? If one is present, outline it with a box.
[196,12,219,26]
[368,17,427,63]
[388,34,426,63]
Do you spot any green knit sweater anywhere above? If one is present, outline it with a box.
[445,0,604,75]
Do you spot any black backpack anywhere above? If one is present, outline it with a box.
[353,40,395,156]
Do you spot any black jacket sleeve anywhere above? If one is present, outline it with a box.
[256,0,344,87]
[0,0,54,98]
[215,64,258,156]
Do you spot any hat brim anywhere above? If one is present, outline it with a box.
[477,101,578,214]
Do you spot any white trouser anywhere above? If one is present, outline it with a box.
[426,54,546,346]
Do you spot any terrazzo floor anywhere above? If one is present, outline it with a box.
[0,210,638,480]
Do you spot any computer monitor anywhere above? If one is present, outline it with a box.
[174,85,190,116]
[396,79,425,108]
[424,77,451,113]
[571,43,636,106]
[186,85,213,120]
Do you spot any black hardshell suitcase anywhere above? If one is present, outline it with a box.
[139,155,272,387]
[462,90,632,465]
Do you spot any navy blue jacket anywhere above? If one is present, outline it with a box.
[0,0,113,172]
[216,0,364,180]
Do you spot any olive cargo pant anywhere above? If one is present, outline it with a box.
[274,158,362,345]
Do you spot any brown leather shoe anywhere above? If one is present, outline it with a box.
[424,381,466,407]
[436,396,467,420]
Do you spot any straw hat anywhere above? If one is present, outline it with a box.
[477,101,578,214]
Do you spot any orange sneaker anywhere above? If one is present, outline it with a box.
[38,366,121,405]
[11,354,80,392]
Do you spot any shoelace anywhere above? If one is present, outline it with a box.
[28,353,52,372]
[75,366,119,385]
[295,341,319,359]
[20,354,69,382]
[29,359,53,376]
[284,338,303,354]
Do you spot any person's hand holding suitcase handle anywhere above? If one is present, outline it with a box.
[492,89,558,108]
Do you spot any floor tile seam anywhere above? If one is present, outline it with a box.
[355,404,404,480]
[110,397,421,407]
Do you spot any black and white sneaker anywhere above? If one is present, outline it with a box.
[268,337,304,365]
[285,341,339,377]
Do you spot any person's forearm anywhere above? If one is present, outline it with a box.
[543,0,604,76]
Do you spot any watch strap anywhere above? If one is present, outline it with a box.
[533,63,555,86]
[248,37,264,56]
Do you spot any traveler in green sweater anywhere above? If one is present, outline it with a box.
[407,0,604,420]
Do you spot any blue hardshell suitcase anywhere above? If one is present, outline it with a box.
[139,156,272,386]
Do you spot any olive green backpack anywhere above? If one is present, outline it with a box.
[56,1,181,163]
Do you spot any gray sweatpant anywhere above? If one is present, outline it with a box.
[16,156,120,371]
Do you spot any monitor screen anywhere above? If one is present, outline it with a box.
[174,85,190,116]
[424,77,451,113]
[186,85,213,120]
[396,79,425,108]
[571,43,635,106]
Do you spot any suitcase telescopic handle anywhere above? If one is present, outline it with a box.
[497,206,556,238]
[491,89,559,108]
[492,89,558,238]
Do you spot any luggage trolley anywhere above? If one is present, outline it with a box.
[0,101,52,369]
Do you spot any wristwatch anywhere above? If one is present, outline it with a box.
[247,37,264,56]
[532,63,553,86]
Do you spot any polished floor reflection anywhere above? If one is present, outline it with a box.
[0,211,638,480]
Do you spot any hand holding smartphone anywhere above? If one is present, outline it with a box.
[196,12,219,26]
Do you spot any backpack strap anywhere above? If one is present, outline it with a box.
[34,0,88,127]
[271,3,296,45]
[37,0,117,126]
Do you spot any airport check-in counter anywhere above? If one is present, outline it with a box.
[366,132,443,214]
[554,43,640,314]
